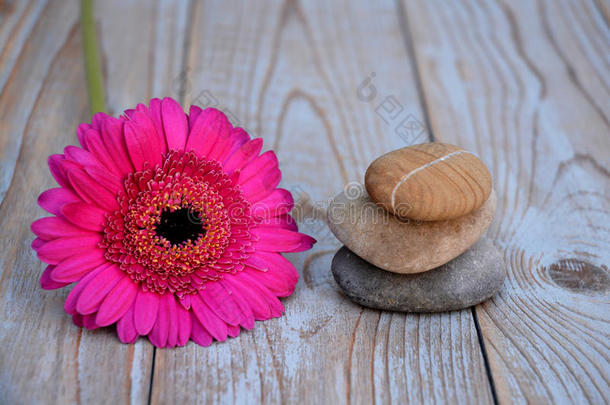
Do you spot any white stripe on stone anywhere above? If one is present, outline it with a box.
[390,150,475,211]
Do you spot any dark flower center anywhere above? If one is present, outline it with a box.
[155,207,206,246]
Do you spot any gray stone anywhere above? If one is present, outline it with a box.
[331,237,506,312]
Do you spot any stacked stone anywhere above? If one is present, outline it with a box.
[328,143,506,312]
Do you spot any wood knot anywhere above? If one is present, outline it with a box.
[547,259,609,294]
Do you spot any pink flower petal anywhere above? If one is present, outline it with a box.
[245,254,298,297]
[149,298,170,348]
[178,294,191,310]
[91,112,111,131]
[250,251,299,284]
[251,188,294,219]
[190,314,213,346]
[72,313,84,327]
[52,249,108,283]
[204,127,251,164]
[64,264,111,315]
[67,169,118,211]
[252,227,315,253]
[77,123,91,148]
[223,276,271,321]
[258,214,298,231]
[162,98,188,151]
[217,280,255,330]
[38,188,81,216]
[136,108,166,155]
[116,304,138,344]
[82,314,100,330]
[76,264,124,315]
[246,268,295,297]
[64,145,98,167]
[83,128,122,176]
[186,108,231,159]
[223,138,263,173]
[239,167,281,203]
[188,105,203,129]
[31,217,92,240]
[48,155,69,188]
[84,165,123,193]
[101,118,133,175]
[96,276,139,326]
[122,108,136,120]
[205,126,250,164]
[238,150,278,185]
[124,124,151,171]
[40,265,71,290]
[124,111,164,171]
[238,271,284,317]
[205,133,233,163]
[134,289,159,335]
[147,99,164,136]
[293,237,317,252]
[31,238,45,251]
[61,202,107,231]
[223,127,250,160]
[165,294,179,347]
[198,281,243,326]
[176,304,192,346]
[37,234,101,265]
[59,159,82,176]
[227,324,241,338]
[191,294,228,342]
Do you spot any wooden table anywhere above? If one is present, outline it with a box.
[1,1,608,404]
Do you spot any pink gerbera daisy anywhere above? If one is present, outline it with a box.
[31,97,315,348]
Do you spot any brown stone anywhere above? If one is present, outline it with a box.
[365,143,492,221]
[327,186,496,274]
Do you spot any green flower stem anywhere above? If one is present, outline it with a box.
[81,0,106,116]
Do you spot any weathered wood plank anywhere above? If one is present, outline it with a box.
[95,0,191,112]
[0,2,152,404]
[0,0,68,206]
[0,0,48,96]
[142,1,494,403]
[403,0,610,403]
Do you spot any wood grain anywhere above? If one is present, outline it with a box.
[0,0,48,97]
[0,0,61,205]
[95,0,191,113]
[403,0,610,403]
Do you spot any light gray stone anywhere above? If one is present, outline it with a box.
[331,237,506,312]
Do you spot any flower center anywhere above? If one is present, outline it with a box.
[101,150,256,296]
[155,207,206,246]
